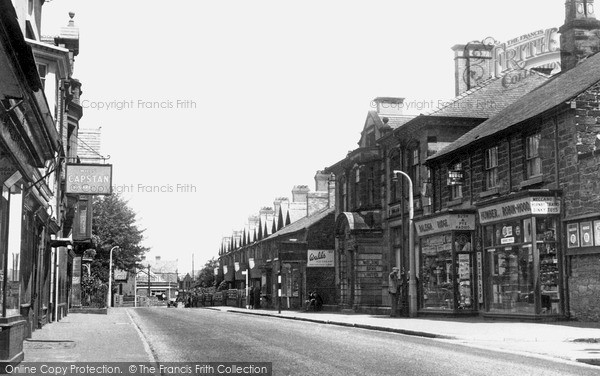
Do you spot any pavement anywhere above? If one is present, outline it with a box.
[22,309,155,363]
[20,306,600,367]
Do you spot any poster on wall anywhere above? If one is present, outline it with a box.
[567,223,580,248]
[595,221,600,247]
[307,250,334,267]
[580,222,593,247]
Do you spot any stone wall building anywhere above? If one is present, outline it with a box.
[426,0,600,321]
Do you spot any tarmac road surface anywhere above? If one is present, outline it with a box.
[129,307,600,376]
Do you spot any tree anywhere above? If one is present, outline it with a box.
[90,193,149,282]
[197,257,219,287]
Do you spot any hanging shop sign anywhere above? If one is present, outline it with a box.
[307,250,334,267]
[65,164,112,195]
[415,213,476,237]
[478,196,560,225]
[447,170,464,186]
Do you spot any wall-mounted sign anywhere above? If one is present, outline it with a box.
[307,250,334,267]
[595,221,600,247]
[447,170,464,186]
[66,164,112,195]
[478,196,560,224]
[581,222,593,247]
[567,223,580,248]
[415,213,476,236]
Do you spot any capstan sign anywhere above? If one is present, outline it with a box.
[66,164,113,195]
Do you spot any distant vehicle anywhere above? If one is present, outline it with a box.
[166,298,176,307]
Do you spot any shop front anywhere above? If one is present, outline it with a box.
[416,212,477,314]
[477,193,563,318]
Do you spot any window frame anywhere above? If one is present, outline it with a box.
[525,133,542,179]
[484,146,499,190]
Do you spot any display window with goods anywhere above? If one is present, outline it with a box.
[420,231,476,312]
[482,216,561,316]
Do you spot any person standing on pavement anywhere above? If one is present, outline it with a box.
[389,267,400,317]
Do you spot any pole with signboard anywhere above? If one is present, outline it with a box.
[278,269,282,314]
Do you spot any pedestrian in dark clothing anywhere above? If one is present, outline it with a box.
[306,291,323,311]
[389,267,400,317]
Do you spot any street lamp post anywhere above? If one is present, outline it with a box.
[393,170,417,318]
[107,246,119,309]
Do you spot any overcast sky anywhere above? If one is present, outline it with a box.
[40,1,564,274]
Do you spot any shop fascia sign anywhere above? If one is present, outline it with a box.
[307,249,334,267]
[415,213,476,237]
[478,196,560,225]
[65,163,112,195]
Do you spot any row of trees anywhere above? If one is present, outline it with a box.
[86,194,221,303]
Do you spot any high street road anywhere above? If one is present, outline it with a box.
[128,308,599,376]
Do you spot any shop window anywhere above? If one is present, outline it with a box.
[488,245,534,314]
[5,187,23,317]
[484,216,560,316]
[484,146,498,190]
[537,217,560,315]
[421,234,454,310]
[526,133,542,178]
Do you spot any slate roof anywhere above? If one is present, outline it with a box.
[385,115,416,130]
[365,111,414,130]
[265,207,334,239]
[429,52,600,161]
[425,69,550,118]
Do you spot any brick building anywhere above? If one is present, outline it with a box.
[217,171,335,310]
[426,0,600,321]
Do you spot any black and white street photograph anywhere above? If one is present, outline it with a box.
[2,0,600,375]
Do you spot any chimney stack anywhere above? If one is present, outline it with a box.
[560,0,600,72]
[372,97,405,117]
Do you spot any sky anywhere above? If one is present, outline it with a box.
[39,0,565,275]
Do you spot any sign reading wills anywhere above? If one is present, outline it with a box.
[66,164,112,195]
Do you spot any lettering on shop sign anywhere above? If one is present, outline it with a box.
[66,164,113,195]
[478,197,561,224]
[415,214,475,236]
[307,250,334,267]
[476,252,483,304]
